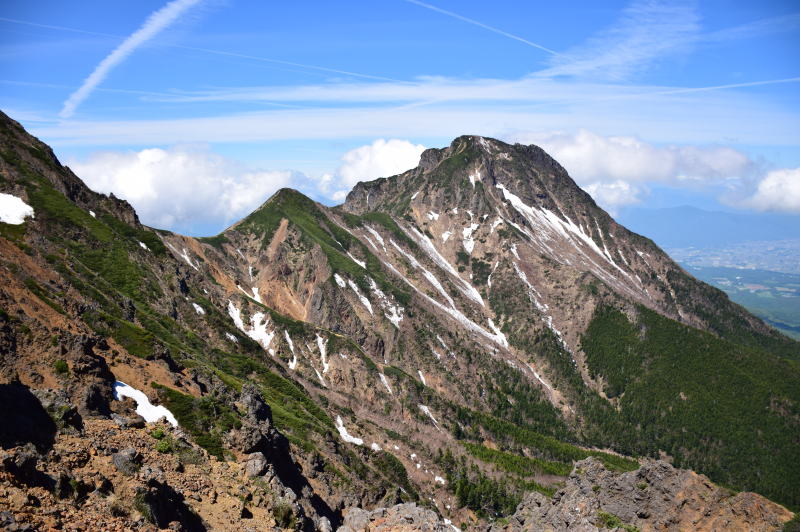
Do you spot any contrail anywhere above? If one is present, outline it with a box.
[0,16,398,85]
[59,0,204,118]
[402,0,558,55]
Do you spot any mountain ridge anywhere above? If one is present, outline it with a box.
[0,110,797,530]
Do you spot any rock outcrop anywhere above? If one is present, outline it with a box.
[489,458,793,532]
[338,503,457,532]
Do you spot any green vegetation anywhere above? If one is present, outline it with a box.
[152,383,241,459]
[24,278,65,314]
[581,304,800,509]
[666,268,799,361]
[342,210,417,250]
[371,451,418,499]
[464,442,571,477]
[52,359,69,376]
[236,189,409,305]
[197,233,230,249]
[437,449,520,518]
[155,438,173,453]
[470,258,492,285]
[455,407,637,473]
[582,306,640,398]
[0,220,27,241]
[783,514,800,532]
[110,318,154,358]
[597,511,640,532]
[272,502,295,528]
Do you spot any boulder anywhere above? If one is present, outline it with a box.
[111,447,141,476]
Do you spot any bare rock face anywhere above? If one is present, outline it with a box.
[338,503,456,532]
[489,457,793,532]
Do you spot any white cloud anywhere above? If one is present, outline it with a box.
[741,168,800,213]
[582,181,643,214]
[514,130,754,185]
[60,0,203,118]
[67,146,294,233]
[64,139,426,233]
[337,139,425,187]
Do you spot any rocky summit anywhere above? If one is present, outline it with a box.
[0,110,797,531]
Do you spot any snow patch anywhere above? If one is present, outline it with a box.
[166,243,199,271]
[138,241,149,251]
[89,210,96,218]
[462,223,479,254]
[113,381,177,426]
[317,334,330,374]
[441,230,452,243]
[406,227,485,307]
[468,171,481,187]
[487,261,499,288]
[527,363,553,392]
[227,301,274,351]
[371,442,382,451]
[383,260,507,348]
[417,370,427,386]
[335,415,363,446]
[427,211,439,221]
[418,404,441,430]
[496,184,629,281]
[365,226,387,253]
[347,252,366,269]
[0,194,35,225]
[192,303,205,315]
[379,373,393,395]
[487,319,509,347]
[237,284,262,304]
[435,475,446,485]
[390,240,454,308]
[347,278,373,314]
[224,332,238,343]
[368,277,404,327]
[490,217,504,234]
[411,191,420,200]
[334,273,347,288]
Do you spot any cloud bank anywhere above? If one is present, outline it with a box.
[68,146,294,233]
[513,130,759,213]
[67,138,426,234]
[60,0,203,118]
[741,168,800,214]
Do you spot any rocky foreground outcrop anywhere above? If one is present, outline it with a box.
[338,503,458,531]
[489,457,793,532]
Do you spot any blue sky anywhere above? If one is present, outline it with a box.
[1,0,799,235]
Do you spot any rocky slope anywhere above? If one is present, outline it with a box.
[0,110,797,530]
[490,457,792,532]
